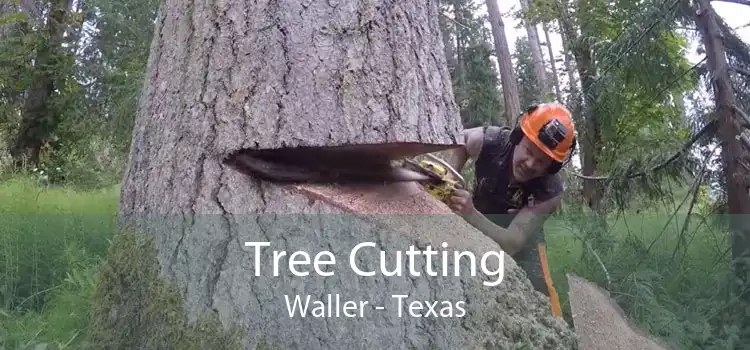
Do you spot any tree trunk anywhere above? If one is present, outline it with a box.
[10,0,71,167]
[542,22,563,102]
[103,0,578,349]
[453,0,466,101]
[519,0,549,100]
[485,0,521,124]
[694,0,750,339]
[556,1,602,211]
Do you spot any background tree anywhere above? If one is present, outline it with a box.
[484,0,522,124]
[442,0,505,127]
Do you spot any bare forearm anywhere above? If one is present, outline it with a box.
[460,208,529,255]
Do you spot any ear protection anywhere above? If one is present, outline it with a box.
[508,104,577,174]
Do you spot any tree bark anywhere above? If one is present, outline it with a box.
[120,0,468,217]
[485,0,521,124]
[112,0,577,348]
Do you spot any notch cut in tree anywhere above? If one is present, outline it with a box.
[112,0,578,348]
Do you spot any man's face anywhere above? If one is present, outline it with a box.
[511,136,555,182]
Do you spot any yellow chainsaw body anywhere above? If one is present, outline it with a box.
[416,159,460,203]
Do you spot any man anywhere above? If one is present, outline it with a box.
[444,102,577,318]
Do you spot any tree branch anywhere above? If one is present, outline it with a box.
[439,11,471,30]
[569,119,718,181]
[712,0,750,5]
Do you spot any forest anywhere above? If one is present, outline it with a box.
[1,0,750,348]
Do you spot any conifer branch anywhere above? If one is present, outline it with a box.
[570,119,718,181]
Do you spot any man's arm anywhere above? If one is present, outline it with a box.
[444,127,484,173]
[497,175,566,253]
[460,194,561,255]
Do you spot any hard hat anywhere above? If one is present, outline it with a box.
[518,103,576,163]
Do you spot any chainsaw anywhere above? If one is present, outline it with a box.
[223,146,467,204]
[399,154,466,203]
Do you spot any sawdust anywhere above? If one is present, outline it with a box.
[293,181,455,214]
[567,273,671,350]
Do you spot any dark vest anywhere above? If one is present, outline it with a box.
[471,126,560,251]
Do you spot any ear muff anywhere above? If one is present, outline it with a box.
[547,135,576,174]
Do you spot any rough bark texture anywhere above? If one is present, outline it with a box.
[116,0,577,348]
[567,273,670,350]
[121,0,466,216]
[485,0,521,124]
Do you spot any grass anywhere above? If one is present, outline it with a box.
[0,177,118,349]
[0,175,738,349]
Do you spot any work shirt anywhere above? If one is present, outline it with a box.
[470,125,564,294]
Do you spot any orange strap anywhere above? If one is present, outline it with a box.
[537,243,562,318]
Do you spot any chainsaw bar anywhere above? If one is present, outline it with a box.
[224,149,433,185]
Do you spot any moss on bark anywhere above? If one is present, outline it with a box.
[86,229,244,350]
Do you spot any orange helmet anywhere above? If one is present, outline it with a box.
[518,103,576,162]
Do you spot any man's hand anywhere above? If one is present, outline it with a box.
[447,189,475,215]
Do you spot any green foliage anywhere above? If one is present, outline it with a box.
[547,188,742,350]
[0,0,159,188]
[513,36,558,109]
[443,0,504,128]
[82,0,160,154]
[458,44,504,128]
[0,14,39,135]
[530,0,703,213]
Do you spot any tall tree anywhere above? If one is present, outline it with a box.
[693,0,750,341]
[446,0,504,127]
[536,0,698,212]
[514,36,541,108]
[9,0,76,167]
[517,0,550,99]
[485,0,521,124]
[90,0,578,348]
[541,22,563,102]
